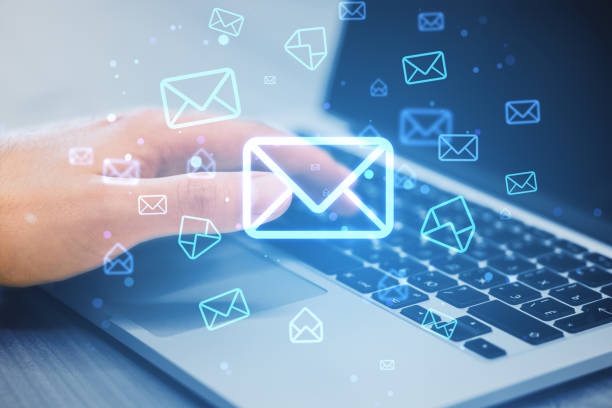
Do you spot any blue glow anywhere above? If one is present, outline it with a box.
[399,108,453,146]
[505,99,541,125]
[338,1,366,21]
[505,171,538,195]
[420,184,430,194]
[402,51,447,85]
[473,67,480,74]
[460,29,468,37]
[364,169,374,179]
[418,12,445,31]
[438,134,478,162]
[594,208,602,217]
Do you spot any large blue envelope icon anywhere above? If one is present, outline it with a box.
[438,134,478,161]
[242,136,394,239]
[199,288,250,331]
[399,108,453,146]
[505,99,540,125]
[160,68,241,129]
[421,196,475,253]
[402,51,447,85]
[284,27,328,71]
[505,171,537,195]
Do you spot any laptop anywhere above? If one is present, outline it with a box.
[45,1,612,407]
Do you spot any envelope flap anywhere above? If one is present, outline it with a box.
[290,307,321,328]
[404,52,441,75]
[404,109,450,135]
[420,12,443,24]
[341,2,365,14]
[162,70,231,111]
[141,196,165,208]
[440,135,476,153]
[105,243,130,263]
[200,289,241,317]
[371,79,386,88]
[212,8,243,26]
[507,172,534,188]
[507,101,538,118]
[294,28,326,54]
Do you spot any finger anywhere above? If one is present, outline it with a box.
[97,171,291,245]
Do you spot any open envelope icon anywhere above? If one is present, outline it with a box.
[505,99,540,125]
[242,136,394,239]
[284,27,328,71]
[289,307,323,343]
[199,288,250,331]
[505,171,537,195]
[402,51,447,85]
[421,195,475,253]
[338,1,366,21]
[399,108,453,146]
[160,68,241,129]
[438,134,478,161]
[104,243,133,275]
[187,148,216,178]
[178,216,221,260]
[102,158,140,185]
[138,195,167,215]
[68,147,93,166]
[208,8,244,37]
[370,78,388,97]
[418,12,445,31]
[421,309,457,339]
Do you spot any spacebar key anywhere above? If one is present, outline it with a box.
[468,300,564,345]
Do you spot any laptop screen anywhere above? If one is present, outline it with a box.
[325,0,612,244]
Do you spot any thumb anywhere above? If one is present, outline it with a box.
[101,171,291,243]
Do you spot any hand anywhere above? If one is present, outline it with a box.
[0,110,350,286]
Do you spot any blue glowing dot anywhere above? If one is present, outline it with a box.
[420,184,430,195]
[364,169,374,179]
[124,277,134,287]
[349,374,359,383]
[473,67,480,74]
[341,226,349,231]
[170,24,177,31]
[101,320,111,329]
[497,62,503,69]
[479,16,488,24]
[323,102,331,110]
[329,212,338,221]
[92,298,103,309]
[220,361,229,370]
[148,36,157,45]
[109,59,117,68]
[340,80,347,86]
[505,55,516,66]
[484,272,493,282]
[460,29,468,38]
[594,208,602,217]
[429,100,436,107]
[553,207,563,217]
[475,129,481,135]
[218,34,229,46]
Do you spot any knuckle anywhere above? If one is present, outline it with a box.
[177,177,224,219]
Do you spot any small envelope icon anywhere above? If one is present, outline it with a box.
[104,243,133,275]
[178,216,221,260]
[505,99,540,125]
[263,75,276,85]
[505,171,537,195]
[242,136,394,239]
[187,148,216,178]
[438,134,478,161]
[338,1,366,21]
[138,195,167,215]
[379,359,395,371]
[421,195,475,253]
[422,309,457,339]
[370,78,388,97]
[68,147,93,166]
[399,108,453,146]
[285,27,328,71]
[289,307,323,343]
[160,68,241,129]
[102,158,140,185]
[402,51,447,85]
[199,288,250,331]
[418,12,445,31]
[208,8,244,37]
[394,164,417,190]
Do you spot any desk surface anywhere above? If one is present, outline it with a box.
[0,287,610,408]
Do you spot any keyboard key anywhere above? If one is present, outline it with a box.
[337,268,397,293]
[464,239,505,261]
[400,305,435,324]
[353,246,399,265]
[488,254,536,275]
[601,284,612,297]
[521,298,575,321]
[479,223,519,244]
[469,300,564,345]
[379,256,428,278]
[459,268,508,290]
[526,226,556,241]
[554,239,587,255]
[437,285,489,308]
[464,338,506,359]
[507,239,554,258]
[538,252,586,273]
[549,283,601,306]
[554,309,612,333]
[584,252,612,269]
[518,268,568,290]
[401,237,449,260]
[430,254,478,275]
[408,271,458,293]
[582,297,612,313]
[569,266,612,288]
[372,285,428,309]
[489,282,541,305]
[430,315,491,341]
[279,242,363,275]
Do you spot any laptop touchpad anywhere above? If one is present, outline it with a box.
[48,236,326,337]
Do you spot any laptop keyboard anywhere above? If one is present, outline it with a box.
[272,178,612,360]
